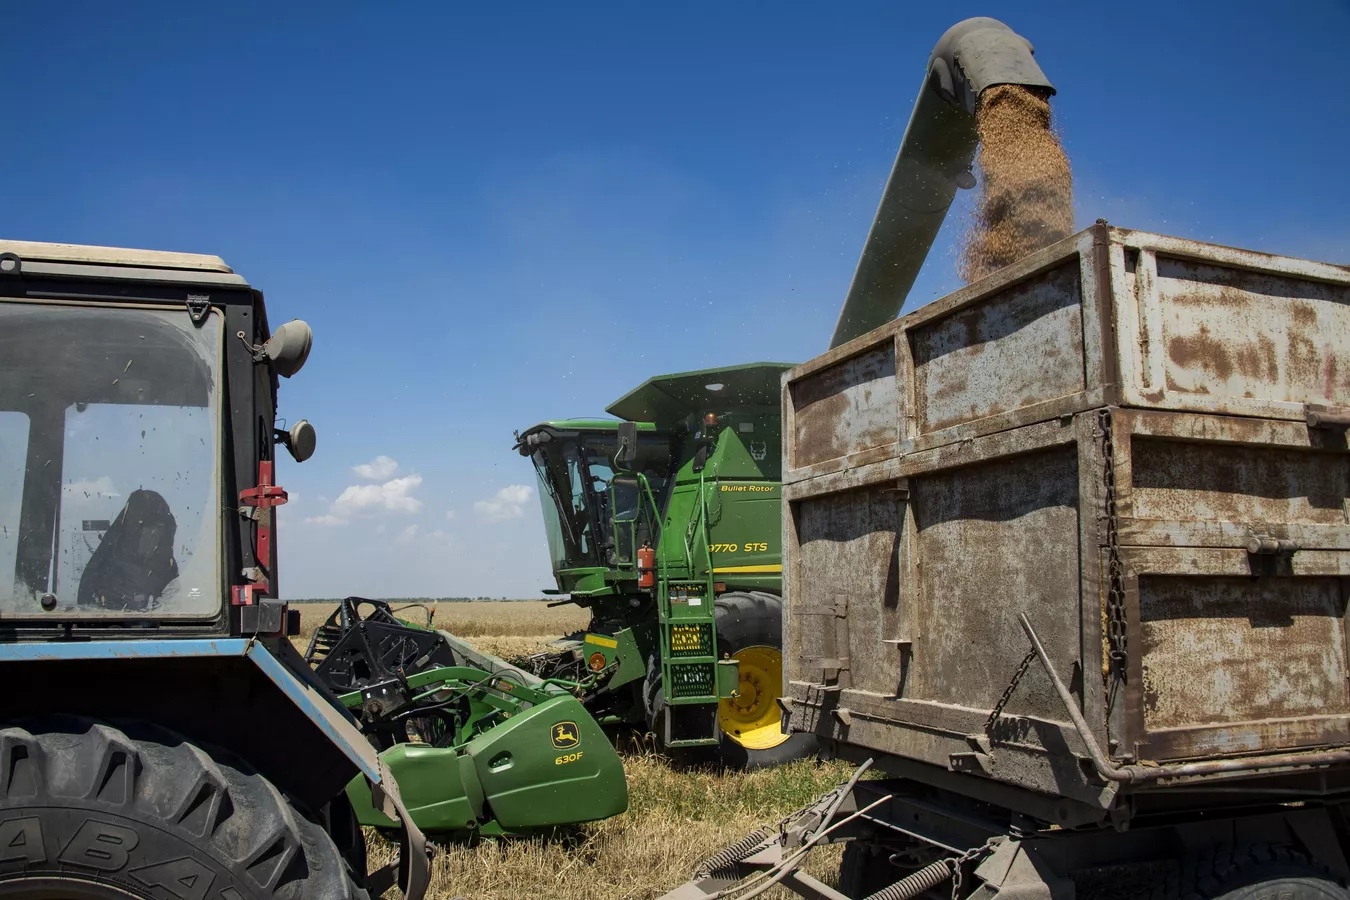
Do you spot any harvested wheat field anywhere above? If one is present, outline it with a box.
[293,599,590,644]
[290,600,852,899]
[368,748,851,900]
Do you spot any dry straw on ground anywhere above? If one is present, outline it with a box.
[367,746,852,900]
[959,84,1074,283]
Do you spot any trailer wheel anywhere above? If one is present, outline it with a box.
[839,842,902,896]
[0,717,367,899]
[714,592,818,769]
[1189,845,1347,900]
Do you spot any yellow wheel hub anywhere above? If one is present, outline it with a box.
[718,645,790,750]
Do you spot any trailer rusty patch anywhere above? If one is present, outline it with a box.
[1157,260,1350,406]
[789,345,898,469]
[1129,437,1348,526]
[912,260,1084,435]
[1139,575,1350,734]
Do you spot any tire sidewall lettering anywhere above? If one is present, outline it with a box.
[0,808,235,899]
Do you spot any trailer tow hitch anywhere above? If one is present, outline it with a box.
[659,759,1001,900]
[655,760,973,900]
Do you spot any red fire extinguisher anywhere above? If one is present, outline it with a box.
[637,542,656,589]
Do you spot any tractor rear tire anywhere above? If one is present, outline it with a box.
[0,716,367,899]
[714,592,818,770]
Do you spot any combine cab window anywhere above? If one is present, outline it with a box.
[0,302,222,618]
[528,429,671,574]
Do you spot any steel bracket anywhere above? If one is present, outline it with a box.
[185,293,211,325]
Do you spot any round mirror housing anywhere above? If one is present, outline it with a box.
[286,419,317,463]
[261,319,313,378]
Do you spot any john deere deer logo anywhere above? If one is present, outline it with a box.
[551,721,580,750]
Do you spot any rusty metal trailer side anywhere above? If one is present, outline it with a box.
[785,223,1350,485]
[781,223,1350,824]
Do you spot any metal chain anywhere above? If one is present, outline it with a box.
[950,839,998,900]
[984,648,1037,733]
[1098,410,1128,679]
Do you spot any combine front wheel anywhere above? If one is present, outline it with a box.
[715,592,818,769]
[0,717,367,899]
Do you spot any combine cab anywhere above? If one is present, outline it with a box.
[512,363,818,767]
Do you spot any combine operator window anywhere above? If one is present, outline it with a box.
[528,429,671,573]
[0,302,222,619]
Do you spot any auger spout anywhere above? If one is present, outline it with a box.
[828,17,1055,349]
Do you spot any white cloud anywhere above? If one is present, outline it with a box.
[62,477,120,502]
[398,524,420,542]
[352,455,399,481]
[473,484,534,523]
[332,474,424,517]
[445,509,457,521]
[306,473,424,526]
[425,529,455,548]
[305,514,347,527]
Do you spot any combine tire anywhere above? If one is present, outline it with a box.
[714,592,818,770]
[0,717,367,899]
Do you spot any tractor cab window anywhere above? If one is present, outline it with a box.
[528,429,671,573]
[0,412,28,598]
[0,302,222,618]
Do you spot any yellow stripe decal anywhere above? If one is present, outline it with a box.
[711,565,783,574]
[584,634,619,648]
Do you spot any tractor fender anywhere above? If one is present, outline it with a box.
[0,635,430,899]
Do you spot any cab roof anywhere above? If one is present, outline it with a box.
[0,239,234,273]
[528,419,658,432]
[605,362,795,424]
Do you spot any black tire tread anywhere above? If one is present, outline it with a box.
[0,716,367,899]
[1077,843,1345,900]
[838,842,897,897]
[1180,843,1346,900]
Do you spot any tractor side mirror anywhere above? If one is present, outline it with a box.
[260,319,313,378]
[281,419,317,462]
[616,421,637,467]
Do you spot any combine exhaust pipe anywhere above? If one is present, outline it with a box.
[828,17,1055,349]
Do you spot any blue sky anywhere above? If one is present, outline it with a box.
[3,1,1347,599]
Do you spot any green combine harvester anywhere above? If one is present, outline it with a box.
[511,363,817,767]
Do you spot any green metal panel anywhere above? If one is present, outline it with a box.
[657,416,784,594]
[343,677,627,837]
[581,627,646,689]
